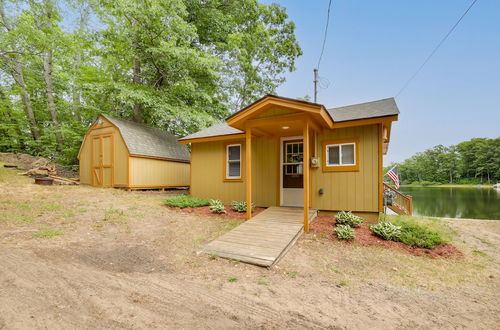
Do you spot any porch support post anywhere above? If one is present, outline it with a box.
[246,128,252,220]
[303,122,310,233]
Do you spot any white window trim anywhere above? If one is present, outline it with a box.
[226,143,242,179]
[326,142,356,167]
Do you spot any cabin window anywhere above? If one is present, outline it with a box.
[226,144,242,179]
[322,138,360,172]
[326,143,355,166]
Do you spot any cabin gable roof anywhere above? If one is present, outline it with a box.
[179,96,399,144]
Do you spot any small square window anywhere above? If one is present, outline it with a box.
[325,141,357,169]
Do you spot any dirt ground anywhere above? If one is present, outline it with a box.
[0,164,499,329]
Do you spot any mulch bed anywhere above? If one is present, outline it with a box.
[310,216,463,258]
[165,205,266,220]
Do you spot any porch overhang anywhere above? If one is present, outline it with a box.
[226,95,334,132]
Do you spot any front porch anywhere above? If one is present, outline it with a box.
[231,98,333,233]
[201,207,317,267]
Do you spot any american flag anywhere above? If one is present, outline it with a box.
[386,166,400,189]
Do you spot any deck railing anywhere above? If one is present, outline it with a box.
[383,183,413,216]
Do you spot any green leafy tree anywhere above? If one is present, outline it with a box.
[0,0,302,165]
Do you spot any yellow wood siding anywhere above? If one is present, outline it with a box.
[312,124,380,212]
[130,157,189,187]
[255,106,297,119]
[79,124,116,185]
[251,137,278,207]
[78,117,130,186]
[79,134,91,184]
[113,132,128,186]
[191,140,246,203]
[190,137,278,206]
[190,124,380,212]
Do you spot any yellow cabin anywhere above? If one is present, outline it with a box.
[78,115,190,189]
[179,95,399,232]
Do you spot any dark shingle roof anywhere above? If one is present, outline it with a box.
[179,97,399,141]
[179,122,243,141]
[103,115,190,161]
[327,98,399,122]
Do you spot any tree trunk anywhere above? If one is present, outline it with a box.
[72,52,82,122]
[43,50,64,150]
[72,4,90,122]
[12,59,41,141]
[449,170,453,184]
[132,58,142,123]
[0,4,41,141]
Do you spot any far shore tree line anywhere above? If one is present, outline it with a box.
[0,0,302,165]
[386,137,500,185]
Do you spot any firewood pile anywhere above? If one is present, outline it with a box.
[21,166,57,177]
[20,166,79,185]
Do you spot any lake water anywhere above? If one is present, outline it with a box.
[398,186,500,220]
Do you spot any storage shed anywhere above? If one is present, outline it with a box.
[78,115,190,189]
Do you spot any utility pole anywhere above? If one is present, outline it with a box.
[313,68,318,103]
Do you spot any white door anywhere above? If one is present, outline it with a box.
[281,137,304,207]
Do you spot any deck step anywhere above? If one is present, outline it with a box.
[201,207,316,267]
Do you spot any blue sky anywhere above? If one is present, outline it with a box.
[264,0,500,164]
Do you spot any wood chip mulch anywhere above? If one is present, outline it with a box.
[310,216,463,258]
[165,205,266,220]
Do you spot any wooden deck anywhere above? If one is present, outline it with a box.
[201,207,317,267]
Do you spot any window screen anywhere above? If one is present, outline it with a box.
[326,142,356,166]
[226,144,241,178]
[327,145,340,165]
[341,144,355,165]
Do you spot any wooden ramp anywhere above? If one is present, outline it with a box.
[202,207,317,267]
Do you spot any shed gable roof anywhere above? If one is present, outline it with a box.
[102,115,190,161]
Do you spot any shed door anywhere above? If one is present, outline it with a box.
[91,134,114,187]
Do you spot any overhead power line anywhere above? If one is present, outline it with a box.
[396,0,479,97]
[317,0,333,70]
[315,0,333,102]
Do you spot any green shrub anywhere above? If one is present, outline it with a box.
[334,225,355,240]
[335,211,364,227]
[392,219,446,249]
[209,200,226,214]
[231,201,255,213]
[164,195,210,208]
[369,222,402,241]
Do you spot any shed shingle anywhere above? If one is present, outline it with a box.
[103,115,190,161]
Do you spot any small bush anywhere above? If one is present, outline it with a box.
[209,200,226,214]
[335,211,364,227]
[392,219,446,249]
[164,195,210,208]
[369,222,402,241]
[334,224,355,240]
[231,201,255,213]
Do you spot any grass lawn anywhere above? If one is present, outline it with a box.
[0,164,498,329]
